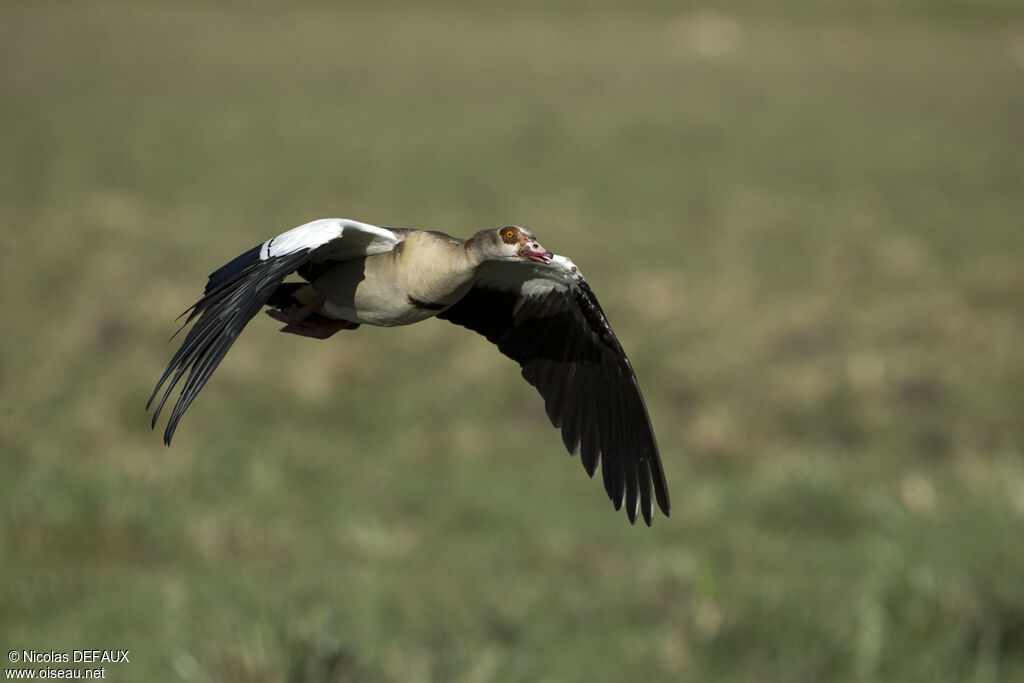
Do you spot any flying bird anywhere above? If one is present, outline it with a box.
[149,218,670,525]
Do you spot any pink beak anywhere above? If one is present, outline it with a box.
[522,241,553,264]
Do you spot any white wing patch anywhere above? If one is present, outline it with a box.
[260,218,400,261]
[474,253,584,299]
[549,254,583,281]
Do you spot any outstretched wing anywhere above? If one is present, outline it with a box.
[148,218,402,444]
[437,256,670,525]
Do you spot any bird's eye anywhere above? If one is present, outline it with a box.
[505,230,515,239]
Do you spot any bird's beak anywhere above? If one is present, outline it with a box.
[521,239,553,264]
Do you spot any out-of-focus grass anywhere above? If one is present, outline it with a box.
[2,1,1024,681]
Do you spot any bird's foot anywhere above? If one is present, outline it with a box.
[265,298,359,339]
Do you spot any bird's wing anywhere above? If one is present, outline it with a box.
[149,218,402,444]
[437,255,670,525]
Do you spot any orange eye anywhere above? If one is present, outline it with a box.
[505,230,515,239]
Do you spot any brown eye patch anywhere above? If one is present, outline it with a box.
[500,226,519,244]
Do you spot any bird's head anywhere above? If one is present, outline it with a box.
[467,225,553,264]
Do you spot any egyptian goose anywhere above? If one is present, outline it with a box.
[149,219,670,525]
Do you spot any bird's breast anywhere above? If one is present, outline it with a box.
[314,251,475,327]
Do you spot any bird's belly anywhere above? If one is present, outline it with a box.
[321,296,438,327]
[314,258,447,327]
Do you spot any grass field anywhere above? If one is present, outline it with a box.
[2,1,1024,681]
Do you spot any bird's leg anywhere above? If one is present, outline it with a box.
[265,295,360,339]
[269,293,325,322]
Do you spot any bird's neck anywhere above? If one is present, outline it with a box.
[394,231,479,305]
[464,234,497,267]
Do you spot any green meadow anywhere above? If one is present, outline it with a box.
[2,1,1024,680]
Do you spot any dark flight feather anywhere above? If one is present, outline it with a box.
[438,277,670,524]
[148,247,310,444]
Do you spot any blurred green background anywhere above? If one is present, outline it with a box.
[3,0,1024,681]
